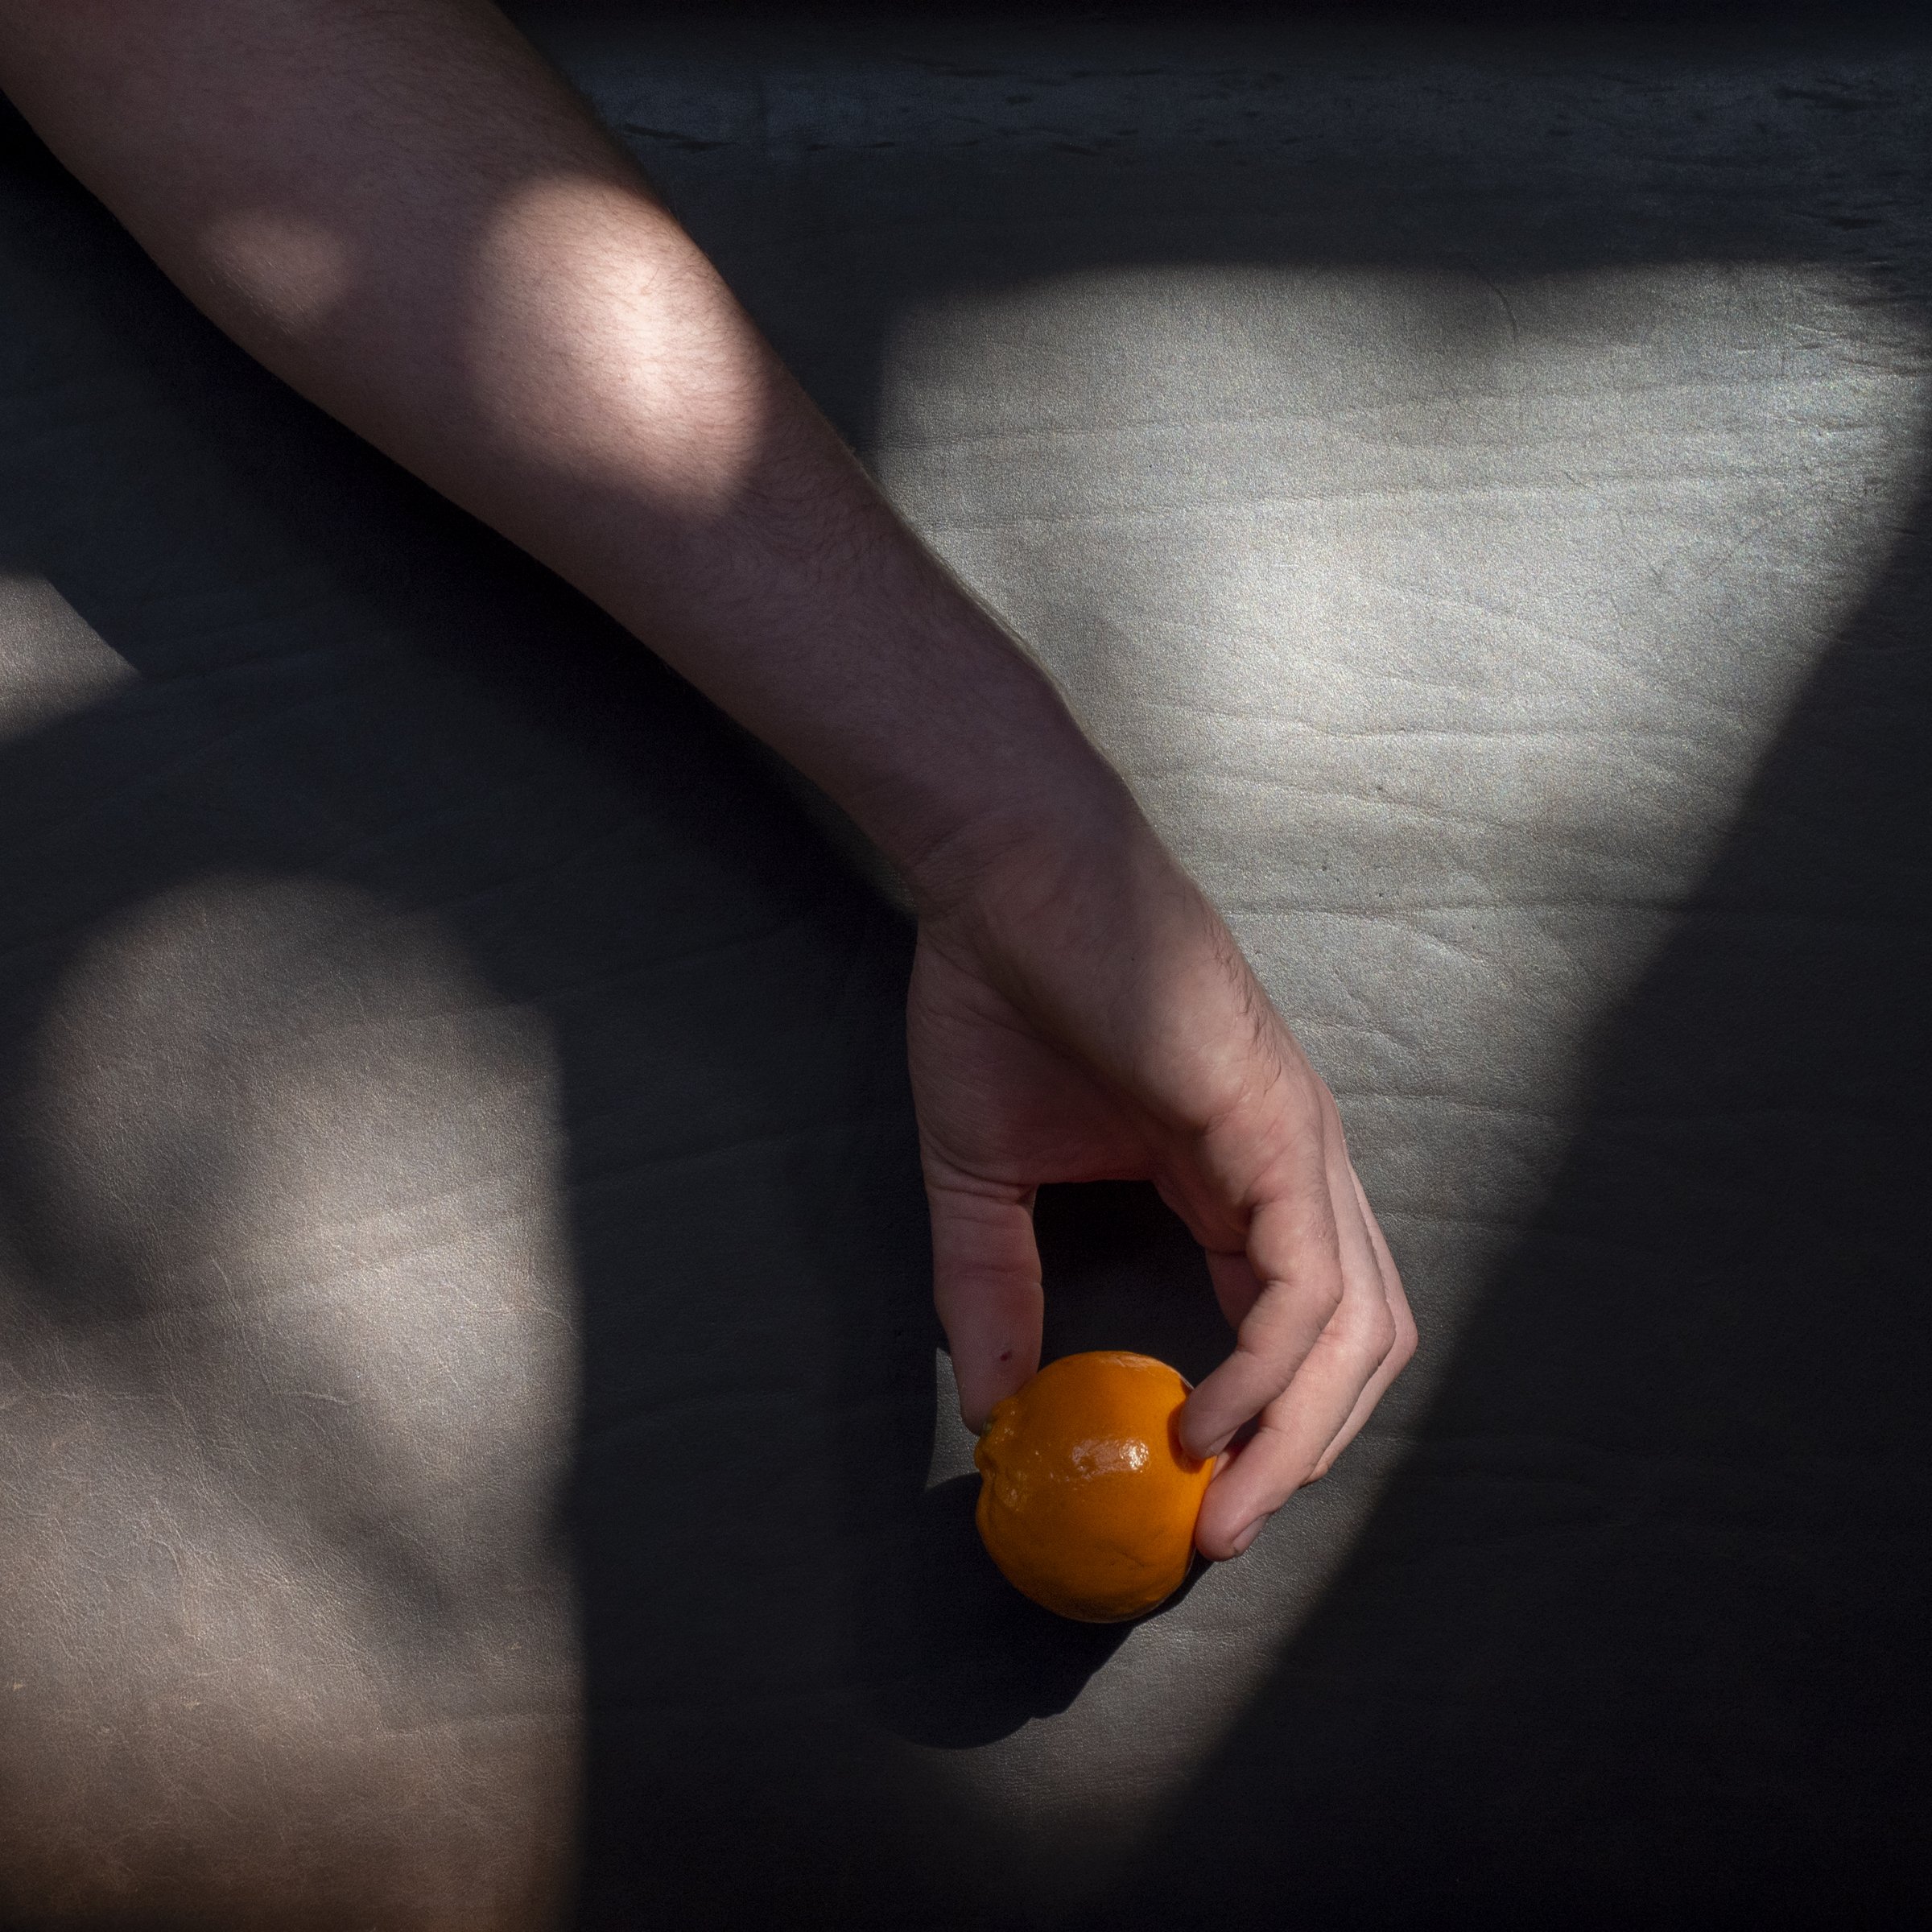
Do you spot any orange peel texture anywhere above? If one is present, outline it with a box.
[973,1350,1214,1623]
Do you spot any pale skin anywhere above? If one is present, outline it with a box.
[0,0,1414,1562]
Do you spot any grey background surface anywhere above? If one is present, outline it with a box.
[1,5,1928,1926]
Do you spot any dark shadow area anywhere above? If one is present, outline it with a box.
[856,1475,1135,1749]
[0,93,934,1929]
[1080,474,1932,1928]
[0,3,1926,1926]
[1036,1182,1226,1387]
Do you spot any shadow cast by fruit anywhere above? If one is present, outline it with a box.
[857,1475,1137,1748]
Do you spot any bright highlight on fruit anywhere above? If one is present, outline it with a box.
[973,1350,1214,1623]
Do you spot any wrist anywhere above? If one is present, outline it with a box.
[876,679,1146,920]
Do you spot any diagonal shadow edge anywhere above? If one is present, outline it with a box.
[1073,438,1932,1928]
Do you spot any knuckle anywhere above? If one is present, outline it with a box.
[1390,1309,1420,1373]
[1307,1073,1343,1133]
[1240,1272,1337,1363]
[1298,1085,1338,1146]
[1359,1300,1399,1366]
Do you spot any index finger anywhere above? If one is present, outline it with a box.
[1178,1133,1344,1461]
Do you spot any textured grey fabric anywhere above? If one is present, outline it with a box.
[1,6,1928,1927]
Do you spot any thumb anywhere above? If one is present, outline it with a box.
[925,1172,1044,1430]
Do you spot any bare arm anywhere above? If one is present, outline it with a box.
[0,0,1090,880]
[0,0,1412,1558]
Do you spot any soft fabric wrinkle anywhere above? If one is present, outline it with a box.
[2,10,1928,1924]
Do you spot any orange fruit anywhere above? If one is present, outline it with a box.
[973,1350,1214,1623]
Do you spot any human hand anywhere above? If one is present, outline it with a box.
[0,0,1411,1568]
[907,791,1415,1560]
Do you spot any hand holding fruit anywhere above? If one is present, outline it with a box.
[908,791,1416,1566]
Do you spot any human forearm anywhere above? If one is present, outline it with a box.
[0,0,1414,1554]
[0,0,1120,894]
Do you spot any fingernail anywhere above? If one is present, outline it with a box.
[1231,1517,1267,1556]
